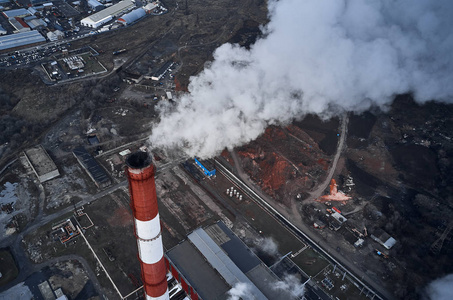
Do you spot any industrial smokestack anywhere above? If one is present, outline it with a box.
[126,152,169,300]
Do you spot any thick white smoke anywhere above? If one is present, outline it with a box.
[257,237,279,256]
[423,274,453,300]
[272,274,306,299]
[150,0,453,158]
[227,282,253,300]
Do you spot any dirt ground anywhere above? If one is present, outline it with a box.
[234,96,453,298]
[236,122,335,206]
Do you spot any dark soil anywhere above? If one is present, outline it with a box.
[389,144,439,189]
[293,114,340,155]
[347,111,377,148]
[228,19,263,49]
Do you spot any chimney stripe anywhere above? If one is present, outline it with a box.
[126,152,169,300]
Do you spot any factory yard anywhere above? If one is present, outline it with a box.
[0,0,452,299]
[0,129,376,300]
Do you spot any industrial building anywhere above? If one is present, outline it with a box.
[52,0,81,18]
[166,221,294,300]
[24,145,60,183]
[0,31,46,51]
[73,146,111,188]
[144,2,158,13]
[24,17,47,29]
[9,17,30,33]
[194,157,216,176]
[30,0,48,5]
[150,61,174,81]
[116,7,145,25]
[47,30,64,41]
[371,229,397,250]
[124,152,297,300]
[123,71,143,83]
[80,0,135,28]
[87,0,104,11]
[0,25,6,35]
[2,8,31,18]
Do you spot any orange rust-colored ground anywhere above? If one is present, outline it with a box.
[317,158,329,171]
[237,125,330,204]
[260,153,291,197]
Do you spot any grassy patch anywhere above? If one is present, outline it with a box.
[292,247,329,277]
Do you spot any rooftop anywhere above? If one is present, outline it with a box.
[24,145,59,179]
[0,31,45,51]
[2,8,30,18]
[83,0,134,23]
[73,146,110,186]
[167,240,231,300]
[167,222,293,300]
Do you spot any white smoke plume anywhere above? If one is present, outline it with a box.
[150,0,453,158]
[273,274,306,299]
[227,282,253,300]
[423,274,453,300]
[257,237,279,256]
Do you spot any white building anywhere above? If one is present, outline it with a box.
[144,2,157,12]
[87,0,103,10]
[47,30,64,41]
[80,0,135,28]
[116,7,145,25]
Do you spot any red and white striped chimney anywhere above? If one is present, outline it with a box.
[126,152,169,300]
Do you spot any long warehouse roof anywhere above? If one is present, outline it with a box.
[84,0,134,23]
[2,8,30,18]
[0,31,45,51]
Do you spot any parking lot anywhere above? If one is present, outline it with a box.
[0,42,70,68]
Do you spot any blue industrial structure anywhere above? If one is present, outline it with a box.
[194,158,216,177]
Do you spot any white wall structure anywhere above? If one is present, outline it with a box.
[80,0,134,28]
[116,7,145,25]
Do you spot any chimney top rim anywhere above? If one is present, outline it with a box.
[126,151,152,169]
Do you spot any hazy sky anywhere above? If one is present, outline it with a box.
[150,0,453,158]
